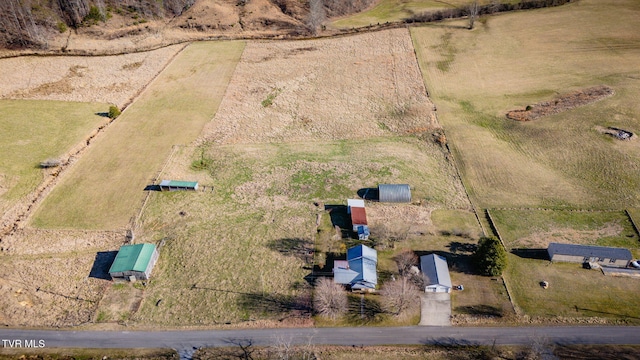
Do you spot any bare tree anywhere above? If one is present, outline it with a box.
[380,276,420,319]
[468,1,479,30]
[395,249,418,276]
[307,0,325,35]
[313,277,347,319]
[57,0,90,28]
[271,335,316,360]
[0,0,45,48]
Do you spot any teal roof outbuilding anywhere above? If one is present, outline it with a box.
[109,244,157,273]
[159,180,198,188]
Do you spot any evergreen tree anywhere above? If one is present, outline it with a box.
[473,236,507,276]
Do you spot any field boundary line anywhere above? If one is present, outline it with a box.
[120,42,190,111]
[130,144,181,235]
[624,209,640,239]
[485,208,519,316]
[446,144,487,237]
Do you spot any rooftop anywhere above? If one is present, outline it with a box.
[548,243,632,260]
[109,243,157,274]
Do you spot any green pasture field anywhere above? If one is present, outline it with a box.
[331,0,498,28]
[489,208,640,321]
[506,256,640,322]
[411,0,640,209]
[0,100,108,214]
[30,41,245,230]
[134,137,472,326]
[489,209,640,253]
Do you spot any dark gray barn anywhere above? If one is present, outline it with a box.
[547,243,632,268]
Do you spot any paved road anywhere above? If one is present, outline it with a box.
[2,326,640,352]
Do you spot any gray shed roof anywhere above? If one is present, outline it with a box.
[420,254,452,288]
[378,184,411,203]
[548,243,632,260]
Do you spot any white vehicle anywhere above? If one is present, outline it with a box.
[631,260,640,269]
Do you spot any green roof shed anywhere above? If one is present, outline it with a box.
[109,243,159,281]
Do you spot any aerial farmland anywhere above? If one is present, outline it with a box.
[0,0,638,336]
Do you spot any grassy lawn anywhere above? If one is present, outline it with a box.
[489,209,640,321]
[30,41,245,230]
[134,137,478,326]
[490,209,640,252]
[411,0,640,209]
[506,255,640,323]
[0,100,108,214]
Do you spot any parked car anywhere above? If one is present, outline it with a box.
[630,260,640,269]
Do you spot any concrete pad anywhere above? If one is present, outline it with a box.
[419,292,451,326]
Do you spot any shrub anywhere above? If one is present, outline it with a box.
[57,22,68,33]
[108,105,121,119]
[83,5,105,25]
[472,236,507,276]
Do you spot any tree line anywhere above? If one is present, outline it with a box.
[407,0,576,25]
[0,0,196,49]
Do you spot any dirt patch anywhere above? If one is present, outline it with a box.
[513,221,624,249]
[0,44,183,108]
[367,203,436,238]
[94,283,144,324]
[506,85,614,121]
[198,28,437,144]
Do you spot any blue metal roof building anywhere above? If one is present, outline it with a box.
[333,244,378,290]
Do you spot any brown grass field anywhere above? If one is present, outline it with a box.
[411,0,640,210]
[29,41,245,230]
[0,45,183,108]
[129,28,513,327]
[134,135,472,326]
[4,0,640,329]
[198,28,435,145]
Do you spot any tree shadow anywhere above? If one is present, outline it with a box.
[95,112,110,118]
[421,338,496,359]
[267,237,313,262]
[347,293,384,324]
[357,187,379,201]
[448,241,477,254]
[313,251,345,274]
[511,248,550,260]
[88,251,118,280]
[324,204,351,238]
[415,250,476,275]
[237,292,312,319]
[453,304,504,317]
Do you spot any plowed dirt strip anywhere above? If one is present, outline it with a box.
[30,41,245,230]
